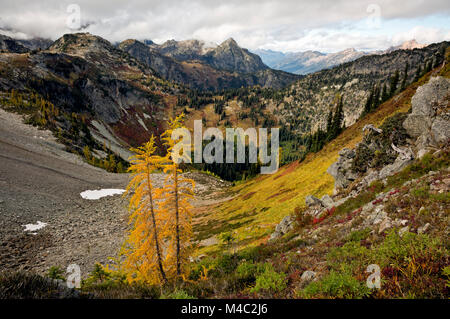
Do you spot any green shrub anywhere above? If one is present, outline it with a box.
[375,230,442,268]
[214,253,239,275]
[443,266,450,288]
[236,261,258,280]
[47,266,65,280]
[411,186,430,199]
[352,112,409,173]
[300,271,370,299]
[188,258,216,281]
[346,228,371,243]
[327,241,371,273]
[0,272,81,299]
[250,263,287,294]
[161,289,195,299]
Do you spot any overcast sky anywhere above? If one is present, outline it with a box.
[0,0,449,53]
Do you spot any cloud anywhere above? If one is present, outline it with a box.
[0,0,448,51]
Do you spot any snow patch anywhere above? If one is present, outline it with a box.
[23,221,47,232]
[80,189,125,200]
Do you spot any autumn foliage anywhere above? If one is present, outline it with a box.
[121,114,194,285]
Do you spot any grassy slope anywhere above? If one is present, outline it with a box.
[195,56,450,255]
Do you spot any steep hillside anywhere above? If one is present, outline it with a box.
[0,33,183,168]
[281,41,448,132]
[119,39,258,91]
[215,42,448,139]
[194,56,449,256]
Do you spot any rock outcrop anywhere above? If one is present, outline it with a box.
[403,76,450,155]
[326,148,357,190]
[270,215,295,240]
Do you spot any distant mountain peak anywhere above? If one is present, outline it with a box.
[49,32,113,53]
[398,39,425,50]
[385,39,426,53]
[221,37,238,46]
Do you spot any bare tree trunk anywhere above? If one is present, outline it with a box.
[174,166,181,276]
[147,168,167,284]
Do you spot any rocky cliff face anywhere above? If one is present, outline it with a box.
[203,38,268,74]
[403,76,450,154]
[118,39,190,85]
[154,39,217,61]
[17,37,53,51]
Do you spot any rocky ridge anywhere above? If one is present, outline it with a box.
[120,38,301,91]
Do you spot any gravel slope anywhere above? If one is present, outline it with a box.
[0,109,228,277]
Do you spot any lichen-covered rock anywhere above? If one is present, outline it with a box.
[300,270,317,283]
[410,76,449,117]
[270,215,296,240]
[431,115,450,145]
[403,76,450,149]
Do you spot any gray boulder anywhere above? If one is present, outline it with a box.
[320,195,335,208]
[270,215,295,240]
[410,76,449,117]
[338,148,356,159]
[403,76,450,148]
[305,195,322,207]
[363,124,383,134]
[327,148,358,190]
[300,270,317,283]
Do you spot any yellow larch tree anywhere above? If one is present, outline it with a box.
[161,113,195,277]
[122,135,170,285]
